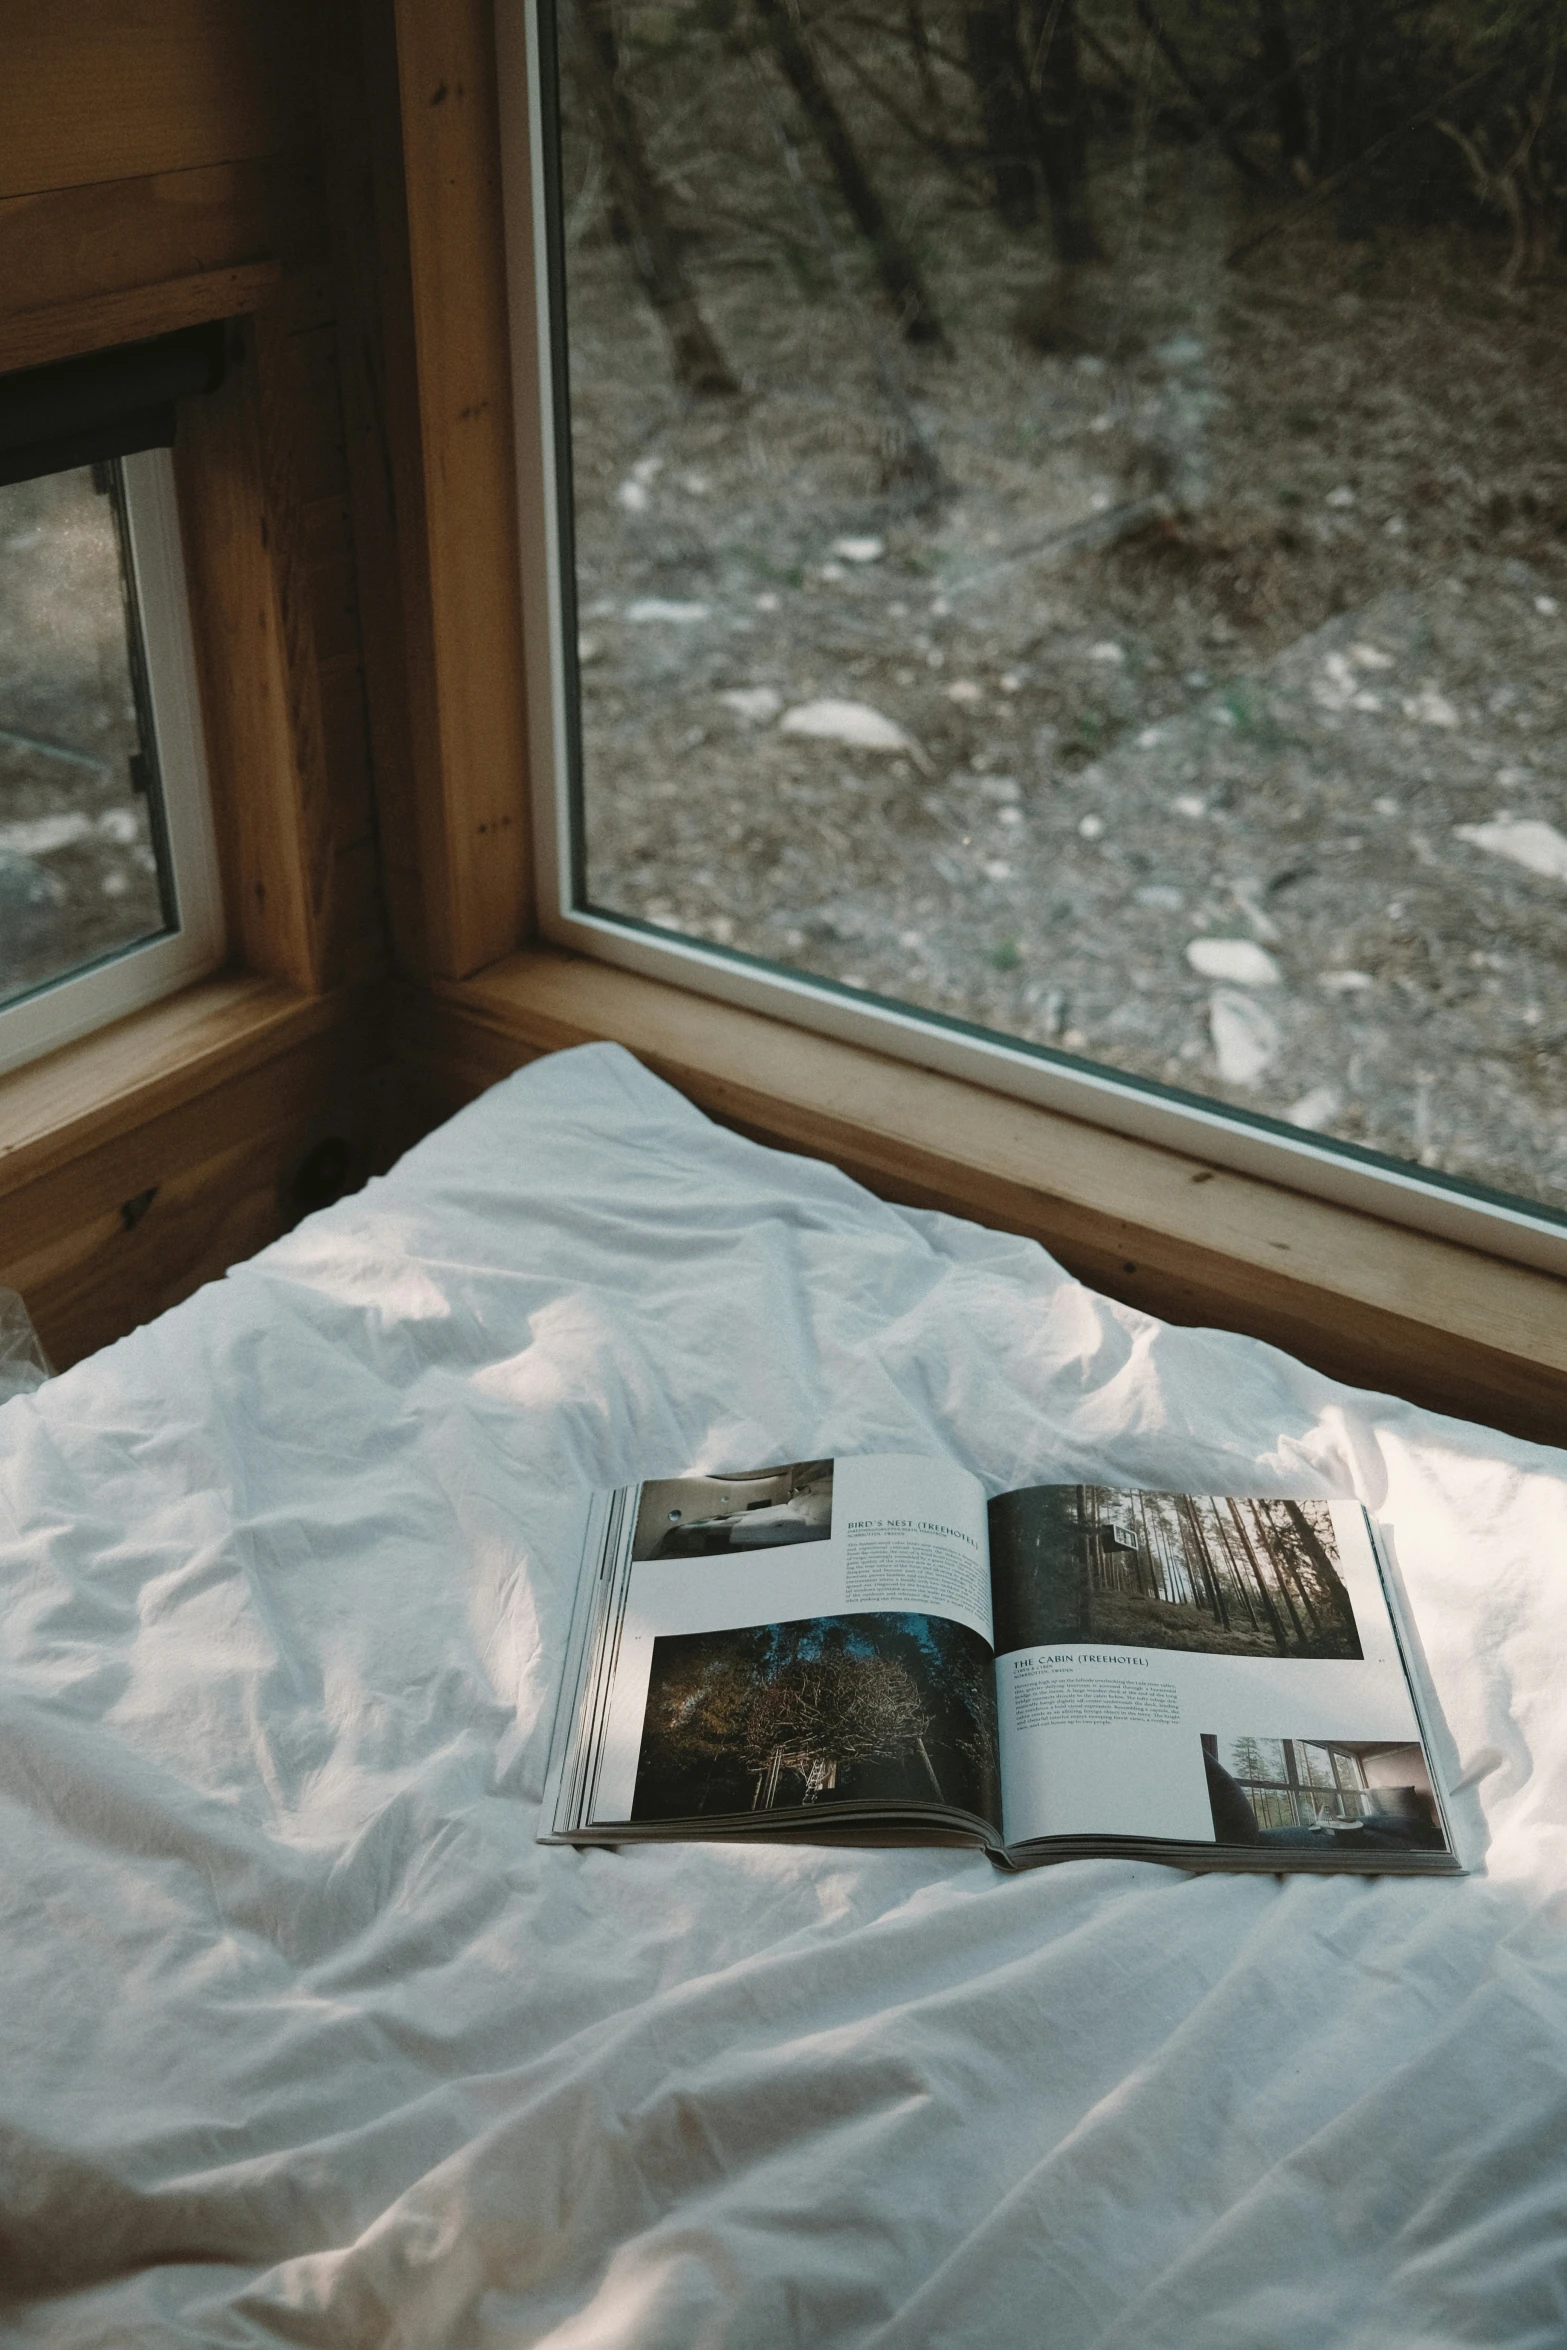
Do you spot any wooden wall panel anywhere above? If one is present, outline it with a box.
[0,0,395,1361]
[4,1,299,200]
[1,991,384,1370]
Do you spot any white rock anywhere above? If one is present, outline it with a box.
[625,598,710,624]
[1186,938,1281,985]
[1319,969,1373,991]
[98,808,140,844]
[1209,989,1280,1084]
[1534,595,1558,616]
[720,687,782,723]
[779,698,915,754]
[616,479,650,514]
[1402,686,1458,727]
[1078,814,1104,840]
[1088,640,1124,663]
[1326,484,1357,508]
[1284,1083,1342,1130]
[946,679,982,704]
[983,859,1013,881]
[832,535,884,563]
[819,562,846,582]
[0,813,92,856]
[755,592,780,612]
[1173,793,1207,818]
[1137,726,1163,748]
[1351,642,1393,669]
[1455,817,1567,883]
[631,454,664,484]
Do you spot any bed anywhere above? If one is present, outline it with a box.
[3,1041,1565,2346]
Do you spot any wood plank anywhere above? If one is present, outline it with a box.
[321,0,531,981]
[174,307,337,992]
[0,259,282,376]
[2,1010,381,1370]
[288,322,350,503]
[3,1,297,201]
[0,152,312,346]
[0,975,371,1197]
[397,952,1567,1447]
[391,0,531,975]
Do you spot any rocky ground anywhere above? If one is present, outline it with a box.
[567,134,1567,1214]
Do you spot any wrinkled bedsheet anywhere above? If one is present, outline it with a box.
[3,1042,1566,2348]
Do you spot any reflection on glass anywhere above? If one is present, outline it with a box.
[0,465,168,1010]
[552,0,1566,1212]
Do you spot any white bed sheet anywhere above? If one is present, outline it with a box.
[2,1042,1565,2347]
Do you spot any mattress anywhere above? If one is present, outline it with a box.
[2,1041,1564,2347]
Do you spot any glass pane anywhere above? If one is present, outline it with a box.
[0,464,169,1011]
[549,0,1566,1217]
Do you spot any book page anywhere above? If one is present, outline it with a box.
[990,1489,1450,1860]
[582,1453,999,1831]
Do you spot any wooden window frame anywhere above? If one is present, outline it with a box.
[327,0,1567,1449]
[6,0,1563,1444]
[0,448,225,1079]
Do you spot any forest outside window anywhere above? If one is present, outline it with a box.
[511,0,1567,1260]
[0,333,223,1079]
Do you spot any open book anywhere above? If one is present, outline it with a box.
[541,1455,1459,1873]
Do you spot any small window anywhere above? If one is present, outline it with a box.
[0,339,223,1079]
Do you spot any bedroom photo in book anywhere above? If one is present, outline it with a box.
[542,1455,1458,1875]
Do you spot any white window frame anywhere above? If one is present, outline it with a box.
[495,0,1567,1282]
[0,447,225,1081]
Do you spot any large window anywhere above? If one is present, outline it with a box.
[505,0,1567,1269]
[0,444,221,1078]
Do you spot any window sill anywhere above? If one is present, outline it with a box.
[401,948,1567,1450]
[0,972,382,1367]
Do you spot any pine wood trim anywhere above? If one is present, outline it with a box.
[0,975,367,1198]
[175,307,339,994]
[322,0,532,982]
[0,260,283,376]
[394,950,1567,1448]
[0,976,384,1372]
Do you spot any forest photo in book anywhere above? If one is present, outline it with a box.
[989,1486,1361,1660]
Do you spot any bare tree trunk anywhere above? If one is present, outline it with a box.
[748,56,949,505]
[905,0,947,129]
[1258,0,1312,178]
[1314,0,1361,178]
[1129,0,1267,184]
[565,0,740,396]
[1026,0,1101,262]
[965,0,1039,229]
[753,0,947,346]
